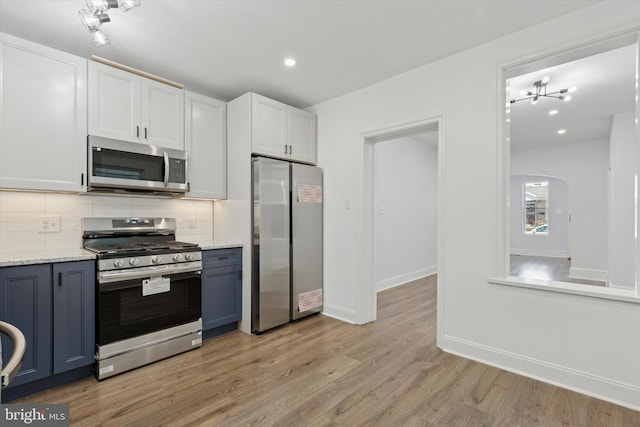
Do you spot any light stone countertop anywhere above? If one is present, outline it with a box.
[0,242,243,268]
[0,248,97,268]
[198,242,244,251]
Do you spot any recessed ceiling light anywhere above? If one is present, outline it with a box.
[284,58,296,67]
[557,129,566,135]
[548,109,558,115]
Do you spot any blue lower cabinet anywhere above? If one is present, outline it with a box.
[0,264,52,387]
[52,261,95,374]
[202,248,242,338]
[0,260,95,401]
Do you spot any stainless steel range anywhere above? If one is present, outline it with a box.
[82,217,202,380]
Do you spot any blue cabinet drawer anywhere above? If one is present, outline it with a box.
[202,248,242,269]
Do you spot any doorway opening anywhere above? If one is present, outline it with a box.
[360,118,444,346]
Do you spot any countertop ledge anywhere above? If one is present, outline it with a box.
[0,249,96,268]
[199,242,244,251]
[0,243,243,267]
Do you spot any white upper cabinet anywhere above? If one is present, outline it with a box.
[88,62,140,143]
[88,61,185,150]
[142,78,185,149]
[0,33,87,192]
[251,94,289,159]
[288,107,317,164]
[250,93,317,164]
[184,92,227,199]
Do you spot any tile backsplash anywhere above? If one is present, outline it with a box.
[0,191,214,256]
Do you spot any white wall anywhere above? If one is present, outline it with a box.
[374,135,437,291]
[0,191,214,257]
[309,2,640,410]
[509,175,569,258]
[511,139,609,279]
[609,111,637,289]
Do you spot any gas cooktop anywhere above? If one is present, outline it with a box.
[84,241,199,256]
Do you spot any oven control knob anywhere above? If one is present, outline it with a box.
[185,253,194,261]
[129,258,140,266]
[173,254,182,262]
[151,255,161,264]
[113,259,124,268]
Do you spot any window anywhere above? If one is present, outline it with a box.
[524,181,548,235]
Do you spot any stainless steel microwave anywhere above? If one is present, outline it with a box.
[87,136,188,195]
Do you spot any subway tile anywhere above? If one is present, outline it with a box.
[92,195,134,217]
[45,239,83,251]
[0,194,46,212]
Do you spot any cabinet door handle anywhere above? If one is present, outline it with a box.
[284,144,288,154]
[81,173,84,186]
[144,128,148,139]
[136,126,140,138]
[289,145,292,154]
[218,256,230,260]
[58,272,63,286]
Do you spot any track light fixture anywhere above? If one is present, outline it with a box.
[510,76,577,105]
[78,0,141,47]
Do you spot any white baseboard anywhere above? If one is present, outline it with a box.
[321,303,357,324]
[441,335,640,412]
[376,265,437,292]
[569,267,608,282]
[510,249,569,258]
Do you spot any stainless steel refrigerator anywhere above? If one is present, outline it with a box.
[252,156,323,333]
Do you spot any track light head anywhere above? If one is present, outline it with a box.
[86,0,118,14]
[92,29,110,47]
[78,0,141,47]
[118,0,141,12]
[79,9,110,32]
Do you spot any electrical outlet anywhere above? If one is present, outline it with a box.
[38,216,61,233]
[187,217,197,229]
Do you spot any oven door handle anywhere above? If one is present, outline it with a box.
[98,262,202,284]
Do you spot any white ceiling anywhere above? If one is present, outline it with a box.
[508,44,636,150]
[0,0,600,109]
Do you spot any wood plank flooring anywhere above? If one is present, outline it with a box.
[510,255,606,287]
[12,276,639,426]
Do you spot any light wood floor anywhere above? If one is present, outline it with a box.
[510,255,606,287]
[14,276,639,426]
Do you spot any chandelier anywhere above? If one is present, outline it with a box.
[510,76,577,105]
[78,0,141,47]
